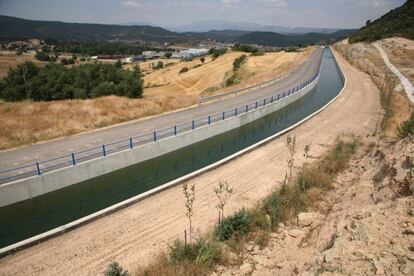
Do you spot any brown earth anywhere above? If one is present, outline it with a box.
[218,136,414,276]
[334,39,414,137]
[379,37,414,84]
[0,48,382,275]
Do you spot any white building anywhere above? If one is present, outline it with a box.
[177,48,208,59]
[142,51,156,58]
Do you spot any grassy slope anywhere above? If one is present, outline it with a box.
[349,0,414,43]
[0,49,312,150]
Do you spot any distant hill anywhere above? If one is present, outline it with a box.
[236,30,357,47]
[0,15,355,47]
[0,15,183,42]
[169,20,341,34]
[349,0,414,43]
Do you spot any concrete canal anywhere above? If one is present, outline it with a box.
[0,48,344,249]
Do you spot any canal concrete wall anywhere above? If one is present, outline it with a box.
[0,74,320,207]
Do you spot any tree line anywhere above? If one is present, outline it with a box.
[0,61,143,101]
[52,41,173,56]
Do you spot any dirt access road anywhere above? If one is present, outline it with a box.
[0,49,382,275]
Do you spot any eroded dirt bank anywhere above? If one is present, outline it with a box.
[217,136,414,276]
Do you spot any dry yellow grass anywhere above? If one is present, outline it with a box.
[141,47,315,99]
[334,40,414,137]
[0,51,46,78]
[0,48,314,150]
[0,95,195,150]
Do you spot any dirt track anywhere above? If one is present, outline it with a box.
[0,49,382,275]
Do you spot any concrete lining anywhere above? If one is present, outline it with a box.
[0,75,319,208]
[0,47,345,257]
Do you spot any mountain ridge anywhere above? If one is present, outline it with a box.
[0,15,356,46]
[349,0,414,42]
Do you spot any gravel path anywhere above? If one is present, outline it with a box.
[373,42,414,104]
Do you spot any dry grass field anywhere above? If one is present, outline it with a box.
[335,39,414,137]
[0,51,46,78]
[0,48,314,150]
[141,47,314,99]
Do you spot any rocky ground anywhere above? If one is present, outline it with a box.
[214,136,414,276]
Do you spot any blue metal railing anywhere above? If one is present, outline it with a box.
[0,68,321,185]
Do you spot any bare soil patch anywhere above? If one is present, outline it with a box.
[334,39,414,137]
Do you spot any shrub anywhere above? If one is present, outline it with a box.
[104,261,129,276]
[1,62,143,101]
[255,230,269,249]
[225,74,238,87]
[319,138,358,174]
[209,48,227,59]
[232,43,260,54]
[169,239,199,265]
[296,167,333,191]
[35,51,48,61]
[153,61,164,70]
[261,191,287,228]
[196,240,221,268]
[251,51,264,56]
[61,58,69,65]
[179,67,189,74]
[169,239,220,269]
[215,208,252,241]
[398,112,414,137]
[233,55,247,72]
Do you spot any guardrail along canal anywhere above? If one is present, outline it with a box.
[0,48,344,249]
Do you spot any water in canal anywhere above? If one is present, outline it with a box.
[0,48,344,248]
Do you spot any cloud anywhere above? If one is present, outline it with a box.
[222,0,286,8]
[332,0,391,8]
[122,0,141,8]
[260,0,287,7]
[222,0,240,5]
[356,0,388,8]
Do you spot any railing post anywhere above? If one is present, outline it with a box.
[208,116,211,125]
[263,99,266,106]
[245,105,248,112]
[36,162,41,175]
[192,120,195,130]
[174,125,177,135]
[102,144,106,156]
[153,131,157,142]
[235,108,238,116]
[222,112,225,120]
[255,102,258,109]
[71,153,76,165]
[271,96,274,103]
[129,138,133,149]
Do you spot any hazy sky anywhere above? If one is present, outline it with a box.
[0,0,406,29]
